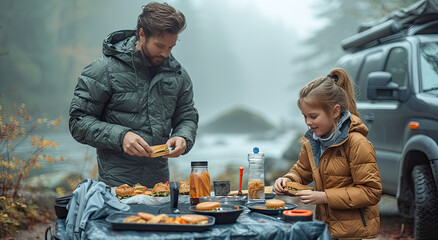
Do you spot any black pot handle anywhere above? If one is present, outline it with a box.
[45,225,54,240]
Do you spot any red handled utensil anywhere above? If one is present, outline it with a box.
[238,167,244,196]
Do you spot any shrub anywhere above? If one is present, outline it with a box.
[0,102,62,237]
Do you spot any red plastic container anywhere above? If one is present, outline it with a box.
[282,209,313,223]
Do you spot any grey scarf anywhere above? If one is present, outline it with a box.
[312,110,351,158]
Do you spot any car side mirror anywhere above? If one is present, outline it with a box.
[367,71,400,100]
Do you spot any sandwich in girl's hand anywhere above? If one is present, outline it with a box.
[286,182,313,196]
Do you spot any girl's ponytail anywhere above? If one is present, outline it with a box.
[329,68,359,117]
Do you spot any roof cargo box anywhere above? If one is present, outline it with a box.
[341,0,438,51]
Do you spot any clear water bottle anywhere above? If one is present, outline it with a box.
[189,161,211,205]
[247,147,265,203]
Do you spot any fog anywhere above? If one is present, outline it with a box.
[1,0,419,129]
[0,0,420,184]
[172,0,326,126]
[0,0,331,130]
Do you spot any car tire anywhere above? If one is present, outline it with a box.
[412,164,438,240]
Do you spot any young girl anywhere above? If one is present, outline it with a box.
[274,68,382,239]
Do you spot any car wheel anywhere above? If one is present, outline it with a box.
[412,165,438,240]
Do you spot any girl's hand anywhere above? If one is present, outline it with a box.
[295,190,328,204]
[274,177,291,195]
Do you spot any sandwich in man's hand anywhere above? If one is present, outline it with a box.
[150,144,170,158]
[286,182,313,196]
[151,182,170,197]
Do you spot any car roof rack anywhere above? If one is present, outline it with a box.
[341,0,438,52]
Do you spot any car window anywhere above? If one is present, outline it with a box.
[357,50,385,101]
[385,47,408,87]
[336,54,363,84]
[419,42,438,92]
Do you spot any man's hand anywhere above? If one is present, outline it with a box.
[122,131,152,157]
[274,177,292,195]
[165,136,187,158]
[295,190,328,204]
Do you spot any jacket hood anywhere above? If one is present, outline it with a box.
[312,110,351,146]
[305,112,368,144]
[348,114,368,137]
[333,111,369,144]
[304,112,369,167]
[101,30,181,72]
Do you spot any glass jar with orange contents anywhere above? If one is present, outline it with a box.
[189,161,211,205]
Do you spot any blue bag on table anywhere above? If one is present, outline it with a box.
[60,179,130,240]
[290,221,331,240]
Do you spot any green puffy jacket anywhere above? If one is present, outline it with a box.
[69,30,198,188]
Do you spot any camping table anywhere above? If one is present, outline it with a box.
[54,200,331,240]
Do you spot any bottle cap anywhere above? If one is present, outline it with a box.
[253,147,259,154]
[191,161,208,166]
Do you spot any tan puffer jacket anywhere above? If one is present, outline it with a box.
[283,114,382,239]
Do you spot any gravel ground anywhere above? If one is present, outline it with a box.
[6,195,414,240]
[375,195,414,240]
[3,223,56,240]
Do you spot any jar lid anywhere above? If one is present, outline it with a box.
[191,161,208,166]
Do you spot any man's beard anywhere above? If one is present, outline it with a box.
[142,45,165,67]
[145,54,165,67]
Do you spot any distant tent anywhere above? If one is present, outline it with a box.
[200,107,275,134]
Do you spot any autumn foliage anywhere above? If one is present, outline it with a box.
[0,102,62,237]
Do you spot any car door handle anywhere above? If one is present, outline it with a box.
[363,113,375,122]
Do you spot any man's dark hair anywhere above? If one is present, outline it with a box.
[136,2,186,39]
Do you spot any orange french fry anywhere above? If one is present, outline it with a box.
[175,216,188,224]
